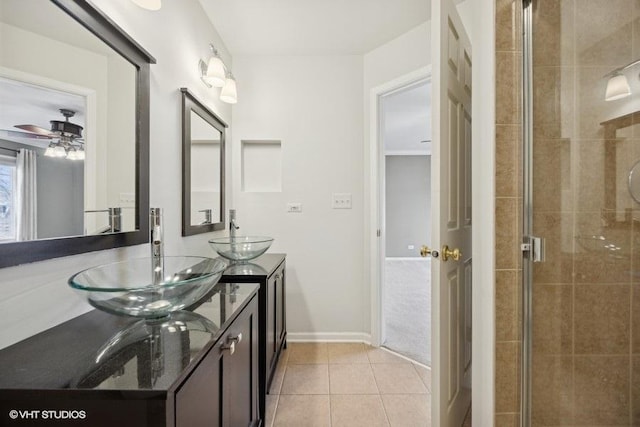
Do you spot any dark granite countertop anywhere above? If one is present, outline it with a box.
[0,282,259,392]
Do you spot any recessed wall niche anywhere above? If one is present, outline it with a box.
[241,140,282,192]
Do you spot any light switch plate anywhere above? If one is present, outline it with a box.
[332,193,352,209]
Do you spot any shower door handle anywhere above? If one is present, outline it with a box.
[522,235,545,262]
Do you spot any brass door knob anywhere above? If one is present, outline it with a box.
[420,245,439,258]
[442,245,462,262]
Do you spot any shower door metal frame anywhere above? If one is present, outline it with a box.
[521,0,534,426]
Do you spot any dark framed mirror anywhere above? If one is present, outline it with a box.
[181,88,227,236]
[0,0,155,268]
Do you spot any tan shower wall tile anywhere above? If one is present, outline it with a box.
[575,139,635,214]
[531,355,573,425]
[574,284,630,354]
[496,198,519,270]
[532,285,572,354]
[575,0,634,66]
[495,413,520,427]
[574,355,630,425]
[496,270,520,341]
[532,0,574,66]
[576,67,623,140]
[496,125,520,198]
[532,67,575,140]
[632,356,640,425]
[496,341,520,413]
[532,213,573,283]
[496,0,522,52]
[532,139,572,213]
[633,285,640,353]
[496,52,522,125]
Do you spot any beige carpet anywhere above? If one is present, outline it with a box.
[382,258,431,366]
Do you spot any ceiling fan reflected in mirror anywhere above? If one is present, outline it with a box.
[7,109,85,160]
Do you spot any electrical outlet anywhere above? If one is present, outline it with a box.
[287,203,302,213]
[332,193,352,209]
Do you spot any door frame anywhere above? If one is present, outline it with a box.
[368,66,431,347]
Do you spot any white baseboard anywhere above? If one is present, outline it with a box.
[287,332,372,344]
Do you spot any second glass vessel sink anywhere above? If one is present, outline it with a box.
[69,256,227,318]
[208,236,274,262]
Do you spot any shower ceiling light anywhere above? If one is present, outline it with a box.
[605,72,631,101]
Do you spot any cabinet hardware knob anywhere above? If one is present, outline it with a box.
[228,333,242,344]
[221,341,235,355]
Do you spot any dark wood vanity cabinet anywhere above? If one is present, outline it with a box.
[219,254,287,421]
[0,283,260,427]
[175,294,258,427]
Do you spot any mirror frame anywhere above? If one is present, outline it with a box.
[180,88,227,236]
[0,0,156,268]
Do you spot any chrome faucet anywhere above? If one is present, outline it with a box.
[229,209,240,239]
[150,208,164,285]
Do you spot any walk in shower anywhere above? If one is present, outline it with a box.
[522,0,640,425]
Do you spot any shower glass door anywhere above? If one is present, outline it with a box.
[525,0,640,425]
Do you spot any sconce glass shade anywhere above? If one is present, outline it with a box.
[204,56,227,88]
[131,0,161,10]
[605,73,631,101]
[220,76,238,104]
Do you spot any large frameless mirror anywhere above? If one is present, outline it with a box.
[181,88,226,236]
[0,0,155,267]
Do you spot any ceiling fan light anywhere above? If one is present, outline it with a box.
[220,76,238,104]
[605,73,631,101]
[52,145,66,158]
[131,0,161,11]
[205,56,227,88]
[44,145,56,157]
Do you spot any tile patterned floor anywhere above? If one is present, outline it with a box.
[265,343,432,427]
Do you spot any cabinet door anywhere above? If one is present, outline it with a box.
[223,297,259,427]
[175,343,222,427]
[266,273,276,373]
[275,264,286,347]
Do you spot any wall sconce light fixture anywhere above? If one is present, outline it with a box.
[131,0,161,11]
[605,58,640,101]
[199,44,238,104]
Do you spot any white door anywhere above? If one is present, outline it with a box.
[425,0,472,425]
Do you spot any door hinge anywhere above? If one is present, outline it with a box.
[376,229,381,237]
[522,235,545,262]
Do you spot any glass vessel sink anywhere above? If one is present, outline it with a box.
[69,256,227,318]
[208,236,274,263]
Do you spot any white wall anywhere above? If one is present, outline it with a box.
[231,55,366,340]
[0,0,233,349]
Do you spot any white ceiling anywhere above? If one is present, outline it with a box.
[0,78,85,148]
[383,81,431,155]
[198,0,430,55]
